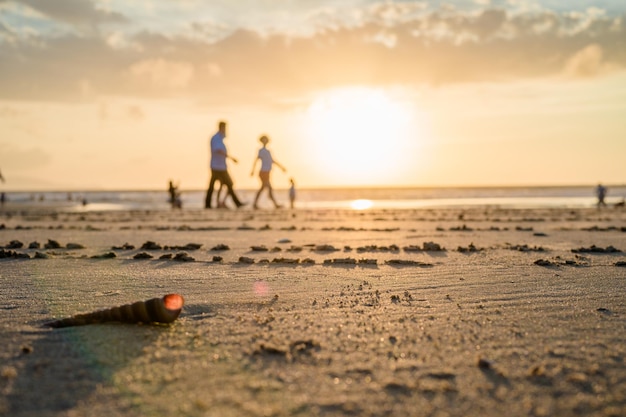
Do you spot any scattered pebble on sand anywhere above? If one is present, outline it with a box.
[44,239,62,249]
[173,252,195,262]
[507,244,546,252]
[90,252,116,259]
[0,249,30,259]
[238,256,255,264]
[385,259,433,267]
[572,245,622,253]
[112,243,135,250]
[66,243,85,249]
[457,243,484,253]
[141,241,162,250]
[211,243,230,251]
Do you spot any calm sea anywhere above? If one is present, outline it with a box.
[3,185,625,212]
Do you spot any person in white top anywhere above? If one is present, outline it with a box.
[250,135,286,209]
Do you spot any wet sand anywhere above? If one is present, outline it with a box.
[1,206,625,417]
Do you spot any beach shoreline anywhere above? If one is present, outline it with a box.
[2,184,625,213]
[1,206,625,416]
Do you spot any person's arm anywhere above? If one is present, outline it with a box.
[216,149,238,163]
[274,160,286,172]
[250,157,258,176]
[212,139,237,163]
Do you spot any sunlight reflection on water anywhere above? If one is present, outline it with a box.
[350,199,374,210]
[6,185,621,211]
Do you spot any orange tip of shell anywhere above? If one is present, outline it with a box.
[163,294,184,310]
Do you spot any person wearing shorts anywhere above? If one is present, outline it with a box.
[250,135,286,209]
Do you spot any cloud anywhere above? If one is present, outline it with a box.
[128,58,195,89]
[0,5,624,104]
[564,44,608,77]
[0,16,17,44]
[12,0,126,27]
[96,101,145,123]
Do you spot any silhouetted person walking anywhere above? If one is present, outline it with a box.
[251,135,286,209]
[205,121,244,209]
[596,183,607,207]
[168,180,182,209]
[0,169,5,207]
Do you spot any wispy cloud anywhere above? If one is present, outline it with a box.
[0,1,624,104]
[564,43,612,78]
[10,0,126,28]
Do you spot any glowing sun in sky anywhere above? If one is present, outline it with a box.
[303,86,420,186]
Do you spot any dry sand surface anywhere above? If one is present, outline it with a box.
[1,206,625,417]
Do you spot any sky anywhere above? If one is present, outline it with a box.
[0,0,625,191]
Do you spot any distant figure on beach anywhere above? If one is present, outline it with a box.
[289,178,296,209]
[250,135,286,209]
[205,121,245,209]
[168,180,182,209]
[596,183,607,207]
[0,169,5,207]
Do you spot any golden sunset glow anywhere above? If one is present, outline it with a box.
[0,1,625,191]
[302,87,420,186]
[350,199,374,210]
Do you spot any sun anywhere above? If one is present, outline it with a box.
[302,86,420,186]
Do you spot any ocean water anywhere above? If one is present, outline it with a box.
[2,185,625,212]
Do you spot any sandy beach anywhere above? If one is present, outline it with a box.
[1,205,625,417]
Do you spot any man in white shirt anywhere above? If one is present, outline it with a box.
[205,121,245,209]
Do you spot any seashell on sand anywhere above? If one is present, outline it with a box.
[47,294,184,328]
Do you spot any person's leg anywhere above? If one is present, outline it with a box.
[254,172,269,209]
[267,183,281,208]
[222,171,243,207]
[253,187,263,209]
[261,172,280,208]
[217,182,228,208]
[205,172,217,208]
[256,172,273,208]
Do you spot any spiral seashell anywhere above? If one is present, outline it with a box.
[47,294,184,328]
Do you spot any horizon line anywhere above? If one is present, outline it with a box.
[3,183,624,194]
